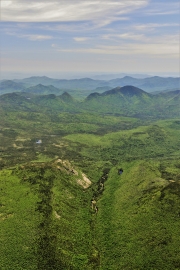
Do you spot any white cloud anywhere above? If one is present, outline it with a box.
[73,37,90,42]
[1,0,148,25]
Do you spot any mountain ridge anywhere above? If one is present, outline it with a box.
[1,76,179,96]
[0,85,179,118]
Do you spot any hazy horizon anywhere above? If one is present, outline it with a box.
[1,71,180,81]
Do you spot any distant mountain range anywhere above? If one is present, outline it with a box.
[107,76,180,93]
[15,76,107,90]
[1,85,179,119]
[91,73,151,80]
[0,76,179,97]
[24,84,63,95]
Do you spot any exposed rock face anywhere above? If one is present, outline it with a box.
[55,159,91,188]
[77,173,92,189]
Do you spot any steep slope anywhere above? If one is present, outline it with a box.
[96,160,180,269]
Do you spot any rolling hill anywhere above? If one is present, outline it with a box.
[0,85,179,118]
[84,86,156,117]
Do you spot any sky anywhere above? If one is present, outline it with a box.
[0,0,180,79]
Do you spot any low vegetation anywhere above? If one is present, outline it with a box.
[0,86,180,269]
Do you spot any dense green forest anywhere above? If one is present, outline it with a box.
[0,85,180,269]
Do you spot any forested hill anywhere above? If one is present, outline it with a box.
[1,86,179,119]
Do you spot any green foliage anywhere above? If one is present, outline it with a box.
[0,170,39,269]
[0,93,180,269]
[1,84,180,118]
[0,163,94,269]
[96,160,180,269]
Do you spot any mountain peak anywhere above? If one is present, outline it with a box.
[101,85,152,98]
[60,92,74,102]
[86,92,101,100]
[123,76,134,79]
[119,85,150,96]
[102,86,121,96]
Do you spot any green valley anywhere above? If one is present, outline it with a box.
[0,85,180,269]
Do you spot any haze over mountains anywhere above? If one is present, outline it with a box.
[0,75,179,97]
[0,74,179,119]
[1,84,179,119]
[90,73,151,80]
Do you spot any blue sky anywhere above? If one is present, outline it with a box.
[0,0,179,78]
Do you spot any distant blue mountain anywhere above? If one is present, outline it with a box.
[1,76,179,96]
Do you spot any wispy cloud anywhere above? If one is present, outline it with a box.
[6,31,52,41]
[99,23,179,43]
[73,37,90,42]
[58,44,178,57]
[24,34,52,41]
[102,33,145,41]
[133,23,179,31]
[145,2,179,16]
[1,0,148,26]
[56,33,179,57]
[1,0,179,74]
